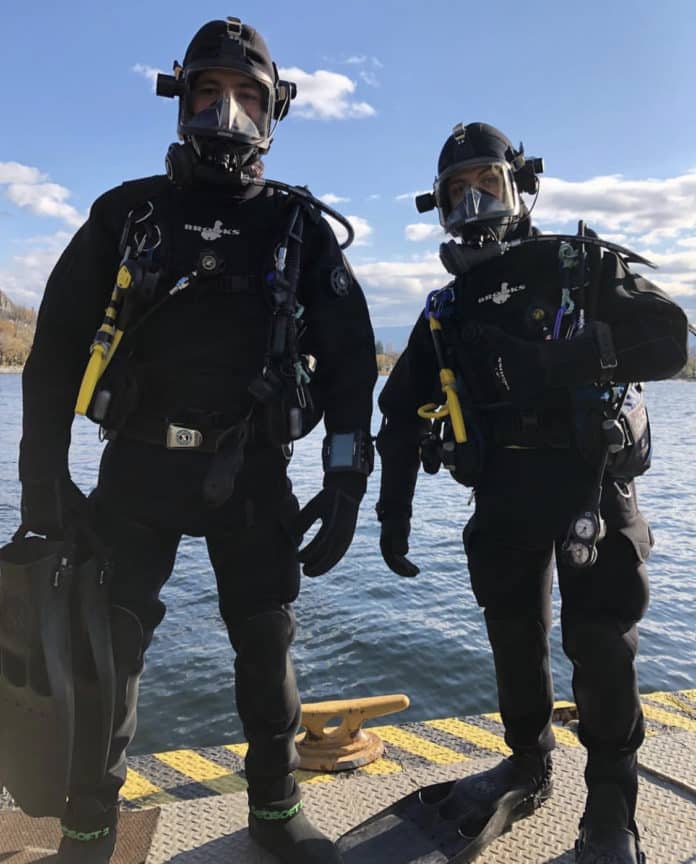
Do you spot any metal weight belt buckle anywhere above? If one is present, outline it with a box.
[166,423,203,449]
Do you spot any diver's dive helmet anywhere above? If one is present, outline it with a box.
[416,122,543,245]
[156,17,296,185]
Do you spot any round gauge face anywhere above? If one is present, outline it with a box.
[573,516,596,540]
[568,541,591,566]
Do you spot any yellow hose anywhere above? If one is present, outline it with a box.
[75,344,108,415]
[438,367,467,443]
[416,315,468,443]
[74,263,133,416]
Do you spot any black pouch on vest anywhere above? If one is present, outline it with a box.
[607,383,652,481]
[249,362,323,447]
[86,355,141,432]
[439,413,486,488]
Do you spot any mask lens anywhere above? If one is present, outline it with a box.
[184,71,271,144]
[440,160,519,236]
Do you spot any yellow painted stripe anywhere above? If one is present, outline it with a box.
[224,743,248,757]
[465,714,581,749]
[371,725,467,765]
[359,758,403,776]
[154,749,232,781]
[645,691,696,719]
[294,769,335,785]
[205,774,248,795]
[121,768,163,800]
[426,718,511,756]
[642,702,696,733]
[482,711,503,723]
[552,725,581,748]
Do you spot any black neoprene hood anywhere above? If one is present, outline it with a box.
[183,19,275,88]
[437,122,521,176]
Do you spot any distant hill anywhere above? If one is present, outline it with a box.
[0,290,36,367]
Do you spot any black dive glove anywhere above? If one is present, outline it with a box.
[465,321,617,399]
[20,476,92,540]
[295,472,367,577]
[378,509,419,578]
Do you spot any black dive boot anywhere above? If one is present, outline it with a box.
[575,783,646,863]
[48,829,116,863]
[575,820,646,864]
[248,779,343,864]
[420,751,553,860]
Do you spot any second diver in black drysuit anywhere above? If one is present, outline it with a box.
[374,122,688,863]
[16,18,377,864]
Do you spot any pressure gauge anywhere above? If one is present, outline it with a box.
[562,510,606,569]
[573,515,598,541]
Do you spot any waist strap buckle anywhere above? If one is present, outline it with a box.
[165,423,204,449]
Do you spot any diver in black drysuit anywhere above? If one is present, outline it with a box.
[18,18,376,864]
[376,123,688,863]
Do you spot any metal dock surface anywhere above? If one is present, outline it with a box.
[2,689,695,862]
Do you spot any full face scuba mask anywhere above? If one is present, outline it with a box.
[436,159,521,237]
[180,66,275,149]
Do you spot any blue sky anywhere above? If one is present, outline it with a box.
[2,0,696,337]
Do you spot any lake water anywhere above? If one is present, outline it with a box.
[0,372,694,755]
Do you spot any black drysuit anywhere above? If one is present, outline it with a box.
[377,236,688,825]
[19,175,377,832]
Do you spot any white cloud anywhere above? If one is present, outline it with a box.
[0,163,46,185]
[0,162,84,228]
[6,183,83,228]
[320,193,350,206]
[534,171,696,242]
[326,214,373,247]
[405,223,443,242]
[359,70,380,87]
[0,231,72,307]
[132,63,165,92]
[344,55,382,87]
[353,252,446,325]
[278,66,375,119]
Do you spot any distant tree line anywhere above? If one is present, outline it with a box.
[375,339,401,375]
[0,296,36,367]
[675,348,696,380]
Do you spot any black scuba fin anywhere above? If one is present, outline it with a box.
[337,754,552,863]
[0,529,114,817]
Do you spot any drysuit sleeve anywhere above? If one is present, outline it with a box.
[376,316,440,517]
[299,216,377,437]
[19,194,121,483]
[596,253,689,382]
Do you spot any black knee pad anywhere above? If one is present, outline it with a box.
[464,523,554,619]
[229,606,296,670]
[562,613,638,670]
[110,605,146,675]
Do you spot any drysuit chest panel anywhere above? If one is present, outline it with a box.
[133,193,286,417]
[456,242,568,341]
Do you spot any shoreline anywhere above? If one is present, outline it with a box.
[0,366,22,374]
